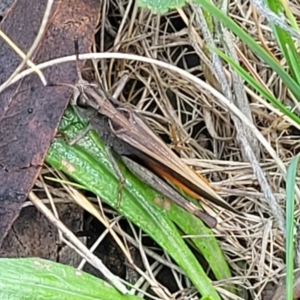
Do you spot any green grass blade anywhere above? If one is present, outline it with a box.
[286,155,300,300]
[281,1,300,32]
[211,48,300,126]
[267,0,300,85]
[193,0,300,99]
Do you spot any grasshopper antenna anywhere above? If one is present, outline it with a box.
[74,36,84,83]
[73,36,91,106]
[45,37,82,89]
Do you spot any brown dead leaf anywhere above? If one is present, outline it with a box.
[0,0,101,245]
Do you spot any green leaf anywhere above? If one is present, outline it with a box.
[169,205,234,293]
[45,107,233,299]
[0,258,141,300]
[136,0,185,14]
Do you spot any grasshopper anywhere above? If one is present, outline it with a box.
[67,40,235,228]
[69,73,236,228]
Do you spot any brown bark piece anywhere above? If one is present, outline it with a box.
[0,0,101,245]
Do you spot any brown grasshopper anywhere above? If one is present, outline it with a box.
[70,77,236,228]
[66,40,235,228]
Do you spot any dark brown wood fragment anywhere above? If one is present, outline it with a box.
[0,0,101,245]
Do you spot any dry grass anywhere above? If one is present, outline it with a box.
[2,0,300,299]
